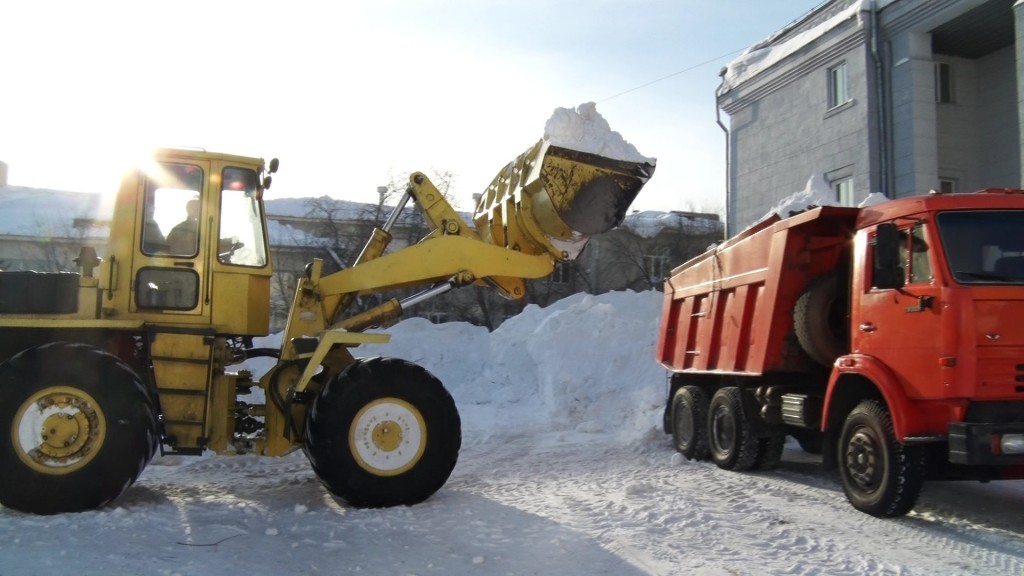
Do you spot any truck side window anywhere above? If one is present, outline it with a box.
[900,224,932,284]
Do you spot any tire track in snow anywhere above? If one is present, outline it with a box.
[452,432,1024,575]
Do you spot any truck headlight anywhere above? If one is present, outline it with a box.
[1000,434,1024,455]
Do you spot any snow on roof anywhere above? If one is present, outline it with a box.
[543,102,656,164]
[721,0,874,93]
[0,185,111,239]
[622,210,722,239]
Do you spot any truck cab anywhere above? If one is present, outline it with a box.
[847,191,1024,466]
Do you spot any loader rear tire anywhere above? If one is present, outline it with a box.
[708,387,759,471]
[0,342,159,514]
[304,357,461,508]
[671,385,709,461]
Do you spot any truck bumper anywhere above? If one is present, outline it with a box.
[948,422,1024,466]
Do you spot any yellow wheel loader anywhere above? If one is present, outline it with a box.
[0,141,654,514]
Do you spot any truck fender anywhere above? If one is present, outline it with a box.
[822,354,924,442]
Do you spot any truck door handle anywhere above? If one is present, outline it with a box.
[859,323,876,332]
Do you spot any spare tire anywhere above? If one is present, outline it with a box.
[794,273,848,366]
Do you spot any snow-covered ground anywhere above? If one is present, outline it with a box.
[3,290,1024,575]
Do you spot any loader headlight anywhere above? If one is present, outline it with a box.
[999,434,1024,455]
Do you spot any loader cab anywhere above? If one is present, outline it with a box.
[107,149,274,336]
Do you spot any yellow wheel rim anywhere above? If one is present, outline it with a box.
[12,386,106,475]
[349,397,427,477]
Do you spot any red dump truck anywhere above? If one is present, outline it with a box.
[657,189,1024,517]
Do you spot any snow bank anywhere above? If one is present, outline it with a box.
[373,290,666,443]
[244,289,668,445]
[543,102,655,164]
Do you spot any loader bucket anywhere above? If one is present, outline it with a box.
[474,139,656,261]
[540,145,655,235]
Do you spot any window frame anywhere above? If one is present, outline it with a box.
[828,62,850,109]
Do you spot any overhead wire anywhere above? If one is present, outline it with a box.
[597,47,746,103]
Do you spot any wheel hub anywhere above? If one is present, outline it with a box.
[711,406,735,455]
[845,429,880,490]
[349,397,427,477]
[13,386,106,475]
[371,420,403,452]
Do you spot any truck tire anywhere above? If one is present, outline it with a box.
[707,387,759,471]
[752,432,786,471]
[838,400,925,517]
[0,342,159,514]
[671,385,710,461]
[794,273,848,366]
[303,357,461,508]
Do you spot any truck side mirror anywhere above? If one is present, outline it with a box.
[874,223,905,289]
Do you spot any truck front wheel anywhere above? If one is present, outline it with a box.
[707,387,759,471]
[0,342,159,514]
[671,385,709,461]
[838,400,925,517]
[303,357,461,508]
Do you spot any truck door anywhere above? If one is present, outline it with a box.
[133,161,209,316]
[855,220,944,399]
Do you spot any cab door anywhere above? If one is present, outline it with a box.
[854,218,945,400]
[132,160,210,317]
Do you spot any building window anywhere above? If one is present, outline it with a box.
[828,63,849,109]
[938,178,957,194]
[834,177,855,206]
[935,62,953,104]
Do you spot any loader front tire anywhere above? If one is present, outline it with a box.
[304,357,461,508]
[0,342,159,514]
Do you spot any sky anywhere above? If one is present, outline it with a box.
[0,0,824,214]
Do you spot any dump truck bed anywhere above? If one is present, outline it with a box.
[656,206,859,375]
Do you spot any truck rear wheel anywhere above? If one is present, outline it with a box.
[0,342,158,514]
[707,387,759,471]
[794,273,848,366]
[303,357,461,508]
[838,400,925,517]
[671,385,709,461]
[752,432,786,470]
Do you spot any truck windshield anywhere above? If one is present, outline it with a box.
[937,210,1024,284]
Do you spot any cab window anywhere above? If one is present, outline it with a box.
[901,223,932,285]
[218,166,268,267]
[142,163,203,258]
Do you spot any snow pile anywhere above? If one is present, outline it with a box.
[753,173,837,226]
[245,289,667,444]
[858,191,888,207]
[543,102,656,164]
